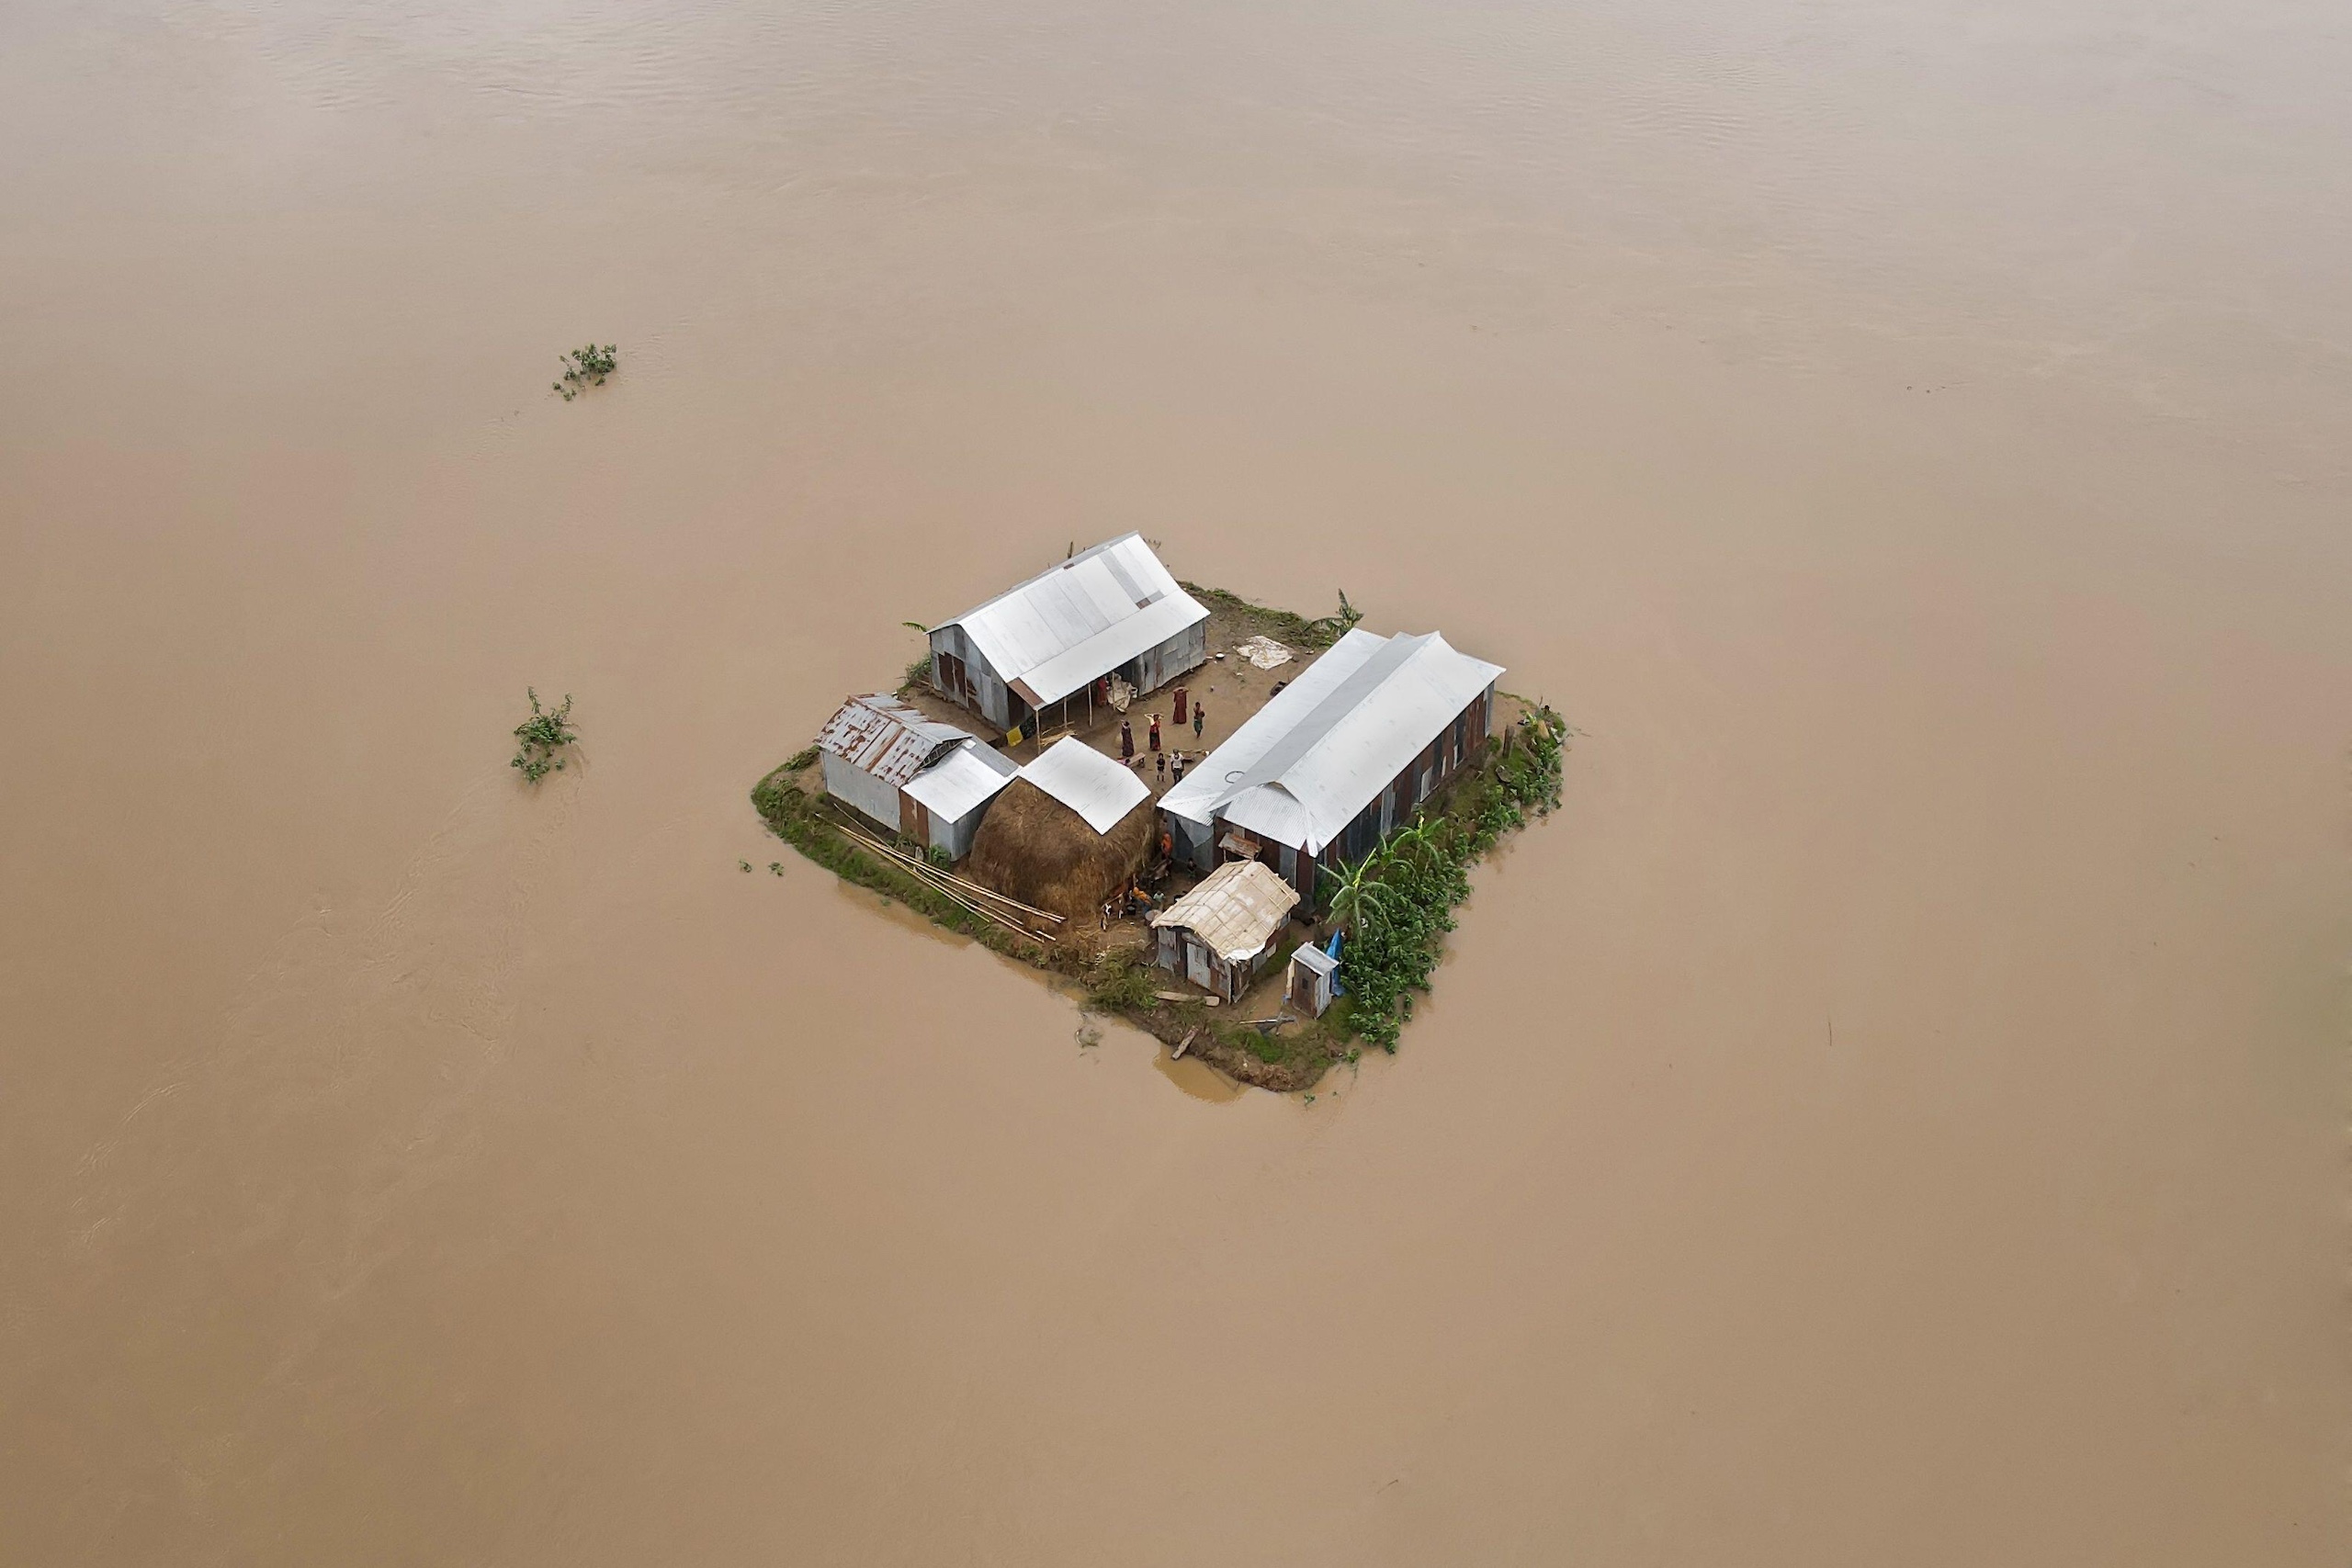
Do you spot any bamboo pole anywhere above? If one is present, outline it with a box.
[815,804,1024,927]
[850,831,1051,944]
[825,813,1061,942]
[855,808,1068,921]
[822,807,1066,924]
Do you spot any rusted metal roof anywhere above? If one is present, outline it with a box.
[815,694,977,787]
[1151,859,1300,964]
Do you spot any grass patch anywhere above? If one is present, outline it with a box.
[1084,951,1161,1012]
[1181,582,1362,649]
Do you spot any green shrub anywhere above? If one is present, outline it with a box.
[552,344,617,400]
[511,688,578,783]
[1180,583,1363,650]
[1330,705,1565,1050]
[1085,952,1160,1012]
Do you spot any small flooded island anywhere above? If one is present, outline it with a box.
[752,535,1564,1090]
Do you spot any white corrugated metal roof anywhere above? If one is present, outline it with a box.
[1290,943,1338,976]
[1158,628,1503,856]
[815,694,977,786]
[902,739,1017,822]
[936,536,1209,708]
[1015,593,1204,709]
[1159,632,1385,828]
[1151,859,1300,964]
[1019,736,1149,835]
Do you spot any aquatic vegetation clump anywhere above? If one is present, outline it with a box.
[511,688,578,783]
[552,343,618,400]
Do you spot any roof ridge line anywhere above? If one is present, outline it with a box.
[1215,631,1434,808]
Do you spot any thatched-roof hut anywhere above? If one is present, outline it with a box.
[967,776,1154,922]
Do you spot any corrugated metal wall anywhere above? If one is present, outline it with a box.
[930,624,1013,729]
[820,753,906,833]
[1134,621,1208,694]
[931,802,989,862]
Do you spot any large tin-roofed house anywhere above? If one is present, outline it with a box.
[1157,628,1504,899]
[927,535,1210,737]
[813,694,1016,861]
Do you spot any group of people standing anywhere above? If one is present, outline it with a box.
[1118,684,1205,788]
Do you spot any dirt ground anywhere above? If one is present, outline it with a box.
[899,600,1324,786]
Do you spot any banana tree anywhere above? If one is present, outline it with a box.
[1319,853,1395,934]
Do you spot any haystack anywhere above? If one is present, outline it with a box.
[966,776,1154,922]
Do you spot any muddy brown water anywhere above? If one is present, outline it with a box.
[4,0,2348,1562]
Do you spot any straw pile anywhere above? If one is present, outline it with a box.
[967,777,1154,922]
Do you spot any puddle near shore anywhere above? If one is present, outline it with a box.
[1152,1047,1246,1102]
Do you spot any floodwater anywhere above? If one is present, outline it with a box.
[3,0,2346,1560]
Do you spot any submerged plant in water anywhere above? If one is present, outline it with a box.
[552,343,618,400]
[510,688,578,783]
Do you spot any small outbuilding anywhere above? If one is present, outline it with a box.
[900,739,1020,862]
[966,738,1155,921]
[1285,942,1339,1018]
[814,694,1015,862]
[1151,859,1301,1003]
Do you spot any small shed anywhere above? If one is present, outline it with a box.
[814,694,1013,861]
[1151,859,1301,1003]
[901,740,1019,862]
[1285,942,1338,1018]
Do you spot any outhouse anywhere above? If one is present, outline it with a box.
[1285,943,1339,1019]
